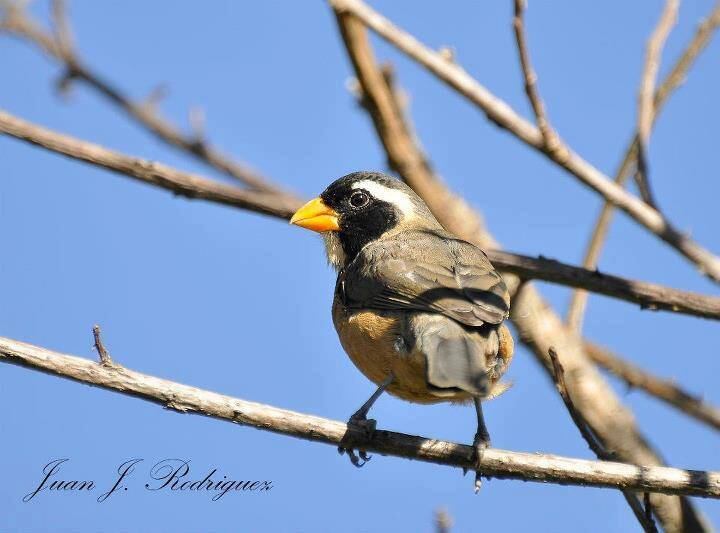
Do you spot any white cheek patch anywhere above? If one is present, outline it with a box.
[352,180,416,218]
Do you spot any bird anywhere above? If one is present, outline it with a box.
[290,171,513,491]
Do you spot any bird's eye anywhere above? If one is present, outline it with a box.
[349,191,370,208]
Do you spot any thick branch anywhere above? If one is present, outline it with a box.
[568,1,720,332]
[0,0,285,193]
[3,108,719,324]
[585,342,720,432]
[330,12,709,531]
[0,110,302,219]
[328,0,720,285]
[0,335,718,498]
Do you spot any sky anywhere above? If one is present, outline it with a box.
[1,1,719,531]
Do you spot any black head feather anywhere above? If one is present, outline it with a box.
[320,172,415,261]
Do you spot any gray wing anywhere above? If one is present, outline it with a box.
[412,314,493,397]
[342,230,510,327]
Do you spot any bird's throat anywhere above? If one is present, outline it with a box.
[322,232,347,271]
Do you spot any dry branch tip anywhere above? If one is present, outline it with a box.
[92,324,113,367]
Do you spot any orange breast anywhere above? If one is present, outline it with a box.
[332,298,474,404]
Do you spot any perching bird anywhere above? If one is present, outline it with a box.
[290,171,513,490]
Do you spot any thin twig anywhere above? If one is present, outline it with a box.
[50,0,73,59]
[328,0,720,285]
[0,110,303,219]
[645,492,655,529]
[435,508,453,533]
[636,0,679,209]
[188,106,206,145]
[92,324,112,366]
[567,143,640,331]
[330,11,708,531]
[567,1,720,332]
[548,348,658,533]
[547,349,608,455]
[512,0,555,147]
[4,108,719,321]
[655,1,720,109]
[585,342,720,431]
[0,334,718,499]
[0,1,286,193]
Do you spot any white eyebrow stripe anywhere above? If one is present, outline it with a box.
[352,180,415,216]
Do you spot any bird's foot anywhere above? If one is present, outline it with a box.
[338,414,377,468]
[471,432,491,493]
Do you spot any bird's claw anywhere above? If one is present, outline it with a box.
[337,445,371,467]
[339,415,378,467]
[472,433,491,494]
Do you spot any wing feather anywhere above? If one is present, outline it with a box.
[342,230,510,327]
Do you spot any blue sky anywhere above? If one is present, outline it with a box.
[1,1,719,531]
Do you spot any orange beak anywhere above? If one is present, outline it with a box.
[290,197,340,233]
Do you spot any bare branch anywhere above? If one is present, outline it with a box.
[512,0,555,147]
[0,110,303,219]
[546,349,608,457]
[0,1,286,192]
[435,508,453,533]
[4,108,719,324]
[0,3,716,530]
[329,11,709,531]
[188,106,207,146]
[585,342,720,431]
[644,493,656,531]
[6,105,710,529]
[1,334,719,498]
[655,2,720,109]
[141,84,170,113]
[1,1,60,56]
[487,249,720,321]
[1,101,716,526]
[328,0,720,285]
[567,143,640,331]
[548,348,658,533]
[92,324,112,367]
[567,1,720,332]
[50,0,73,59]
[636,0,679,209]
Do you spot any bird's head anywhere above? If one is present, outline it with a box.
[290,171,440,269]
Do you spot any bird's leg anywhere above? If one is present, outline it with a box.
[350,373,394,424]
[339,373,394,467]
[472,397,491,493]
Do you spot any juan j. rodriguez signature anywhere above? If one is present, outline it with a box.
[23,459,273,503]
